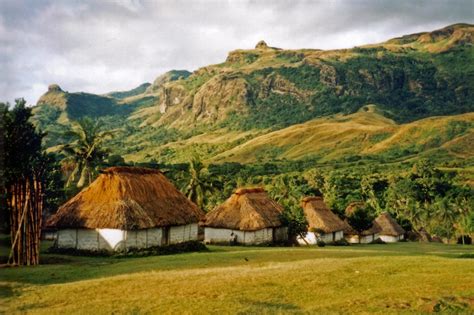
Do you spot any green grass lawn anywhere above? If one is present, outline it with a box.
[0,238,473,314]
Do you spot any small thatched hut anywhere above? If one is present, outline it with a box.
[374,212,405,242]
[298,196,345,245]
[47,167,204,252]
[343,220,381,244]
[343,202,381,244]
[201,188,288,245]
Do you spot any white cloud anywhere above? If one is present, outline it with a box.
[0,0,472,105]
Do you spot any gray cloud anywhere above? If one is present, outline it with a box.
[1,0,472,104]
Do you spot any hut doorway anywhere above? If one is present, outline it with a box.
[162,227,170,246]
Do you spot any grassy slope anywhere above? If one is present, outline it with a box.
[207,111,474,164]
[1,241,473,314]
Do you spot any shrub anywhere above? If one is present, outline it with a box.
[317,240,326,247]
[330,238,350,246]
[369,238,386,244]
[116,241,208,258]
[47,241,208,258]
[47,247,112,257]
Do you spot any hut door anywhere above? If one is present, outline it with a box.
[162,227,170,246]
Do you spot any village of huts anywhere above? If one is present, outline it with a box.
[46,166,409,252]
[201,188,288,244]
[47,167,204,251]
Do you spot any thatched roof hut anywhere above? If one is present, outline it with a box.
[301,196,345,234]
[47,167,204,230]
[374,212,405,237]
[202,188,287,244]
[342,220,381,236]
[202,188,284,231]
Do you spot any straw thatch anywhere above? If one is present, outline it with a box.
[47,167,204,230]
[301,196,345,234]
[202,187,285,231]
[344,201,366,216]
[374,212,405,236]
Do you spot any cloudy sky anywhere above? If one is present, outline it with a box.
[1,0,472,104]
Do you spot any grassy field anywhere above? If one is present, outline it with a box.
[0,240,473,314]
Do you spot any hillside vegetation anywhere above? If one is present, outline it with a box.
[31,23,474,166]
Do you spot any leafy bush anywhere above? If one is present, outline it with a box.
[369,238,386,244]
[330,239,350,246]
[317,240,326,247]
[116,241,208,258]
[47,241,208,258]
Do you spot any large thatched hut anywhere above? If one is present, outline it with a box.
[201,188,288,245]
[47,167,204,252]
[298,196,345,245]
[374,212,405,242]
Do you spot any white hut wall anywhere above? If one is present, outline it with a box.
[169,223,198,244]
[204,227,274,244]
[380,235,402,243]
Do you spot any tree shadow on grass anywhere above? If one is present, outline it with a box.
[0,284,17,299]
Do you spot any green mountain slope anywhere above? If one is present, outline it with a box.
[32,23,474,166]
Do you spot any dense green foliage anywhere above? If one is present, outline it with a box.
[240,94,312,130]
[65,93,135,120]
[1,101,65,229]
[108,83,151,99]
[163,158,472,242]
[347,205,375,233]
[231,46,474,130]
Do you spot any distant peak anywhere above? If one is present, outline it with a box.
[48,84,63,93]
[255,40,269,49]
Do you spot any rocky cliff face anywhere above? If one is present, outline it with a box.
[35,24,474,131]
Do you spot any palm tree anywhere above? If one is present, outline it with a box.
[181,157,221,210]
[61,117,112,188]
[454,197,474,244]
[435,198,458,243]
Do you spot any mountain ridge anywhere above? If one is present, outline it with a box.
[32,23,474,166]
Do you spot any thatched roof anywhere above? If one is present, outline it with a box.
[374,212,405,236]
[47,167,204,230]
[202,188,285,231]
[301,196,345,234]
[345,201,366,216]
